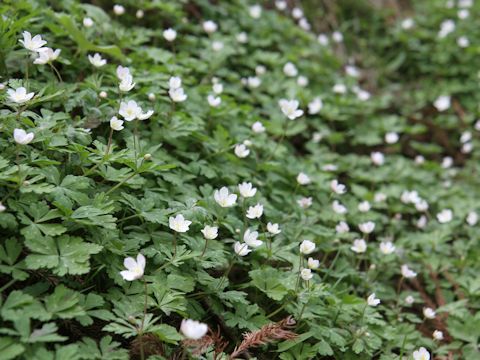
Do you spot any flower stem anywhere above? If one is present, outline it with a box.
[172,232,178,258]
[105,128,114,157]
[49,63,63,82]
[200,237,208,258]
[139,277,148,360]
[105,171,137,195]
[266,120,289,162]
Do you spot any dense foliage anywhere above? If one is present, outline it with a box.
[1,0,480,359]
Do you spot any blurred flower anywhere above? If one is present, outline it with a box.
[371,152,385,165]
[457,36,469,48]
[300,268,313,280]
[317,34,329,46]
[203,20,218,34]
[438,19,455,38]
[255,65,266,75]
[292,7,303,19]
[296,172,311,185]
[298,197,313,208]
[163,28,177,42]
[374,192,387,202]
[433,330,444,341]
[437,209,453,223]
[279,99,303,120]
[332,200,347,214]
[244,229,262,247]
[14,128,34,145]
[236,32,248,43]
[169,214,192,233]
[401,264,417,278]
[385,132,399,144]
[401,18,414,29]
[417,215,428,229]
[136,10,144,19]
[358,201,371,213]
[367,293,380,306]
[298,18,311,31]
[0,202,5,212]
[412,347,430,360]
[252,121,265,133]
[110,116,124,131]
[300,240,315,254]
[359,221,375,234]
[234,144,250,158]
[467,211,478,226]
[83,17,94,27]
[212,41,224,51]
[207,94,221,107]
[201,225,218,240]
[351,239,367,253]
[283,62,298,77]
[247,76,261,88]
[297,75,308,87]
[180,319,208,340]
[308,97,323,114]
[213,83,223,94]
[423,307,436,319]
[7,87,34,103]
[330,180,346,194]
[99,91,107,98]
[307,257,319,269]
[336,221,350,233]
[19,31,47,52]
[88,53,107,67]
[119,74,136,92]
[120,253,145,281]
[333,83,347,94]
[169,87,187,102]
[275,0,287,10]
[405,295,414,304]
[116,65,131,80]
[34,47,60,65]
[332,31,343,43]
[113,4,125,15]
[379,241,395,255]
[246,203,263,219]
[119,100,141,121]
[249,4,262,18]
[234,241,251,256]
[214,187,237,207]
[238,182,257,197]
[267,222,281,235]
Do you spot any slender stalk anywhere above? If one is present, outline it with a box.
[49,63,63,82]
[217,259,234,290]
[200,237,208,258]
[16,143,21,186]
[105,172,137,195]
[133,120,139,170]
[25,54,29,88]
[0,279,17,293]
[139,277,148,360]
[266,120,289,162]
[105,128,114,156]
[172,232,178,258]
[295,252,303,293]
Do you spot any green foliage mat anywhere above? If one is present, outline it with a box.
[1,0,480,359]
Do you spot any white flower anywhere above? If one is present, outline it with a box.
[401,190,420,204]
[110,116,124,131]
[180,319,208,340]
[148,93,156,101]
[116,65,131,80]
[358,201,371,213]
[283,62,298,77]
[330,180,346,195]
[234,241,251,256]
[19,31,47,52]
[345,65,360,78]
[255,65,266,75]
[371,152,385,165]
[252,121,265,133]
[297,75,308,87]
[401,264,417,278]
[438,19,455,38]
[292,7,304,19]
[298,197,312,209]
[267,222,281,235]
[437,209,453,223]
[374,192,387,202]
[83,17,94,27]
[351,239,367,253]
[238,182,257,198]
[332,200,347,214]
[7,87,34,103]
[405,295,415,304]
[379,241,396,255]
[169,76,182,90]
[246,203,263,219]
[234,144,250,158]
[356,89,371,101]
[333,83,347,94]
[136,10,144,19]
[203,20,218,34]
[120,253,145,281]
[275,0,287,10]
[113,4,125,15]
[169,214,192,233]
[163,28,177,42]
[367,293,380,307]
[442,156,453,169]
[413,347,430,360]
[312,132,323,143]
[401,18,414,29]
[300,268,313,281]
[466,211,478,226]
[243,229,262,247]
[279,99,303,120]
[13,128,34,145]
[332,31,343,43]
[33,47,60,65]
[317,34,329,46]
[0,202,5,212]
[307,257,319,269]
[214,187,237,207]
[359,221,375,234]
[415,200,429,212]
[308,98,323,115]
[87,53,107,68]
[434,95,451,111]
[459,0,473,8]
[137,109,154,121]
[119,100,142,121]
[458,10,470,20]
[169,87,187,102]
[457,36,469,48]
[300,240,315,254]
[247,76,261,88]
[99,91,107,98]
[212,41,224,52]
[249,4,262,18]
[385,132,399,144]
[460,131,472,143]
[298,18,311,31]
[296,172,311,185]
[417,215,428,229]
[236,32,248,43]
[207,94,221,107]
[336,221,350,233]
[415,155,425,164]
[433,330,444,341]
[119,74,136,92]
[201,225,218,240]
[423,307,436,319]
[213,83,223,94]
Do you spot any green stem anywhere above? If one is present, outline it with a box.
[266,120,289,162]
[105,172,137,195]
[0,279,17,293]
[139,277,148,360]
[200,237,208,258]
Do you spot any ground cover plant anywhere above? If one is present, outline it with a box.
[1,0,480,359]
